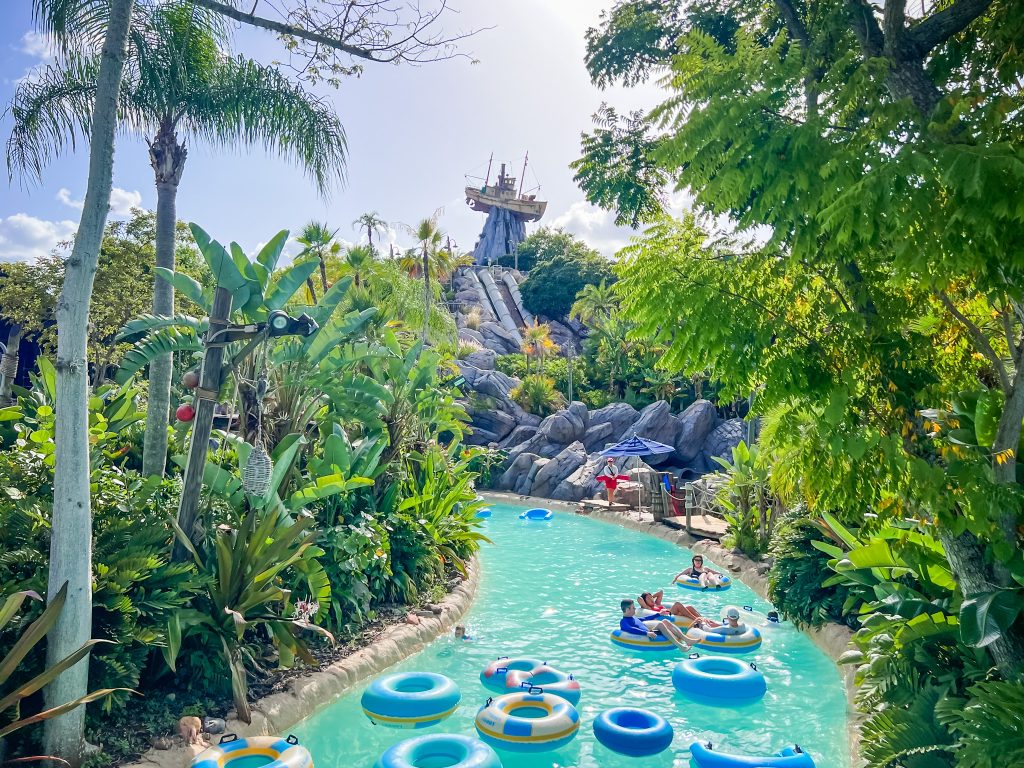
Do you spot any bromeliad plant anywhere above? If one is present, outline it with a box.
[167,508,334,724]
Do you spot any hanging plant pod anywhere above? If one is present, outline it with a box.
[242,443,273,496]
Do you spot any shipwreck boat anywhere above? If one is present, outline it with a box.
[465,156,547,223]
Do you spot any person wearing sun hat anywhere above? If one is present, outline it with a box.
[714,606,747,636]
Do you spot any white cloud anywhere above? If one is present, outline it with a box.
[57,187,143,217]
[0,214,76,263]
[19,31,55,61]
[549,201,639,257]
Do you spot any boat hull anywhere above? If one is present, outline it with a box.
[465,186,547,222]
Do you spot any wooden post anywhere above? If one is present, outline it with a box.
[173,286,232,561]
[685,482,694,534]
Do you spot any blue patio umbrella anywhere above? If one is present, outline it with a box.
[599,435,673,511]
[600,434,674,457]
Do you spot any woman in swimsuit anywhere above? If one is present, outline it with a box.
[638,591,706,623]
[674,555,724,589]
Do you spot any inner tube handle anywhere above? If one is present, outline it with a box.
[688,652,701,659]
[749,662,758,670]
[705,741,714,750]
[568,673,575,680]
[743,605,754,611]
[795,744,803,753]
[528,685,544,694]
[485,697,493,707]
[219,734,239,745]
[496,667,508,674]
[286,735,299,745]
[497,655,508,660]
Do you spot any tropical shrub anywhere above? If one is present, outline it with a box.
[510,375,566,417]
[496,228,601,273]
[495,353,589,402]
[520,251,614,320]
[714,441,778,557]
[767,506,853,629]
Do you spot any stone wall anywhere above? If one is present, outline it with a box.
[122,561,481,768]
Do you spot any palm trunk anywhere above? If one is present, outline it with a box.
[421,246,431,345]
[143,119,187,477]
[318,256,329,294]
[306,277,318,304]
[0,324,22,405]
[45,0,135,762]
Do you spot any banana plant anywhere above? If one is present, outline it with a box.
[0,585,127,740]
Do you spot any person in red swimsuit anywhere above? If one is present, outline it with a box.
[596,458,629,502]
[638,591,707,624]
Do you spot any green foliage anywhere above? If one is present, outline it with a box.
[584,1,684,88]
[495,354,588,404]
[520,248,614,321]
[510,374,567,417]
[0,585,124,741]
[767,506,854,629]
[714,441,778,557]
[169,508,334,723]
[497,227,602,273]
[937,680,1024,768]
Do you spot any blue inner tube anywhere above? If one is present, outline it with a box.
[593,707,673,757]
[672,657,766,704]
[476,508,492,518]
[374,734,501,768]
[689,742,815,768]
[520,508,553,520]
[609,629,678,653]
[361,672,461,728]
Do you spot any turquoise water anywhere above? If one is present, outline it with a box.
[293,503,849,767]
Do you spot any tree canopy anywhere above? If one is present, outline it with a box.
[518,232,613,320]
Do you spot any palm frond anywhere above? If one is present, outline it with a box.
[6,54,100,181]
[184,56,347,195]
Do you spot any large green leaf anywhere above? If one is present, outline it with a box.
[115,327,202,384]
[895,611,958,646]
[154,269,207,309]
[264,260,318,311]
[960,589,1023,648]
[116,313,207,343]
[195,228,247,293]
[974,390,1003,447]
[256,230,290,274]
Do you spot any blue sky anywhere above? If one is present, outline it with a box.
[0,1,665,263]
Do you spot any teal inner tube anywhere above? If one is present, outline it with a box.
[689,741,815,767]
[672,656,766,704]
[361,672,461,728]
[520,508,553,520]
[374,734,502,768]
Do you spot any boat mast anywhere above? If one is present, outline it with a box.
[518,152,529,197]
[484,153,494,186]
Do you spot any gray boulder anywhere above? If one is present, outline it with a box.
[466,426,502,446]
[500,424,538,449]
[552,453,605,501]
[497,452,539,491]
[703,418,746,464]
[582,421,615,453]
[463,349,496,370]
[468,407,516,442]
[472,370,519,400]
[631,401,681,467]
[536,408,586,446]
[479,322,521,354]
[515,457,548,495]
[458,328,486,345]
[588,402,640,443]
[530,441,588,498]
[674,399,719,464]
[567,401,589,432]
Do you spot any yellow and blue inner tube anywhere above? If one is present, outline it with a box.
[609,629,678,653]
[676,574,732,591]
[673,655,767,704]
[191,735,312,768]
[361,672,461,729]
[475,691,580,753]
[505,665,581,706]
[374,734,501,768]
[593,707,674,757]
[687,625,762,654]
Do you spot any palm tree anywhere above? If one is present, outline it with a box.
[297,221,342,296]
[410,216,444,344]
[8,5,348,477]
[522,321,558,375]
[571,280,618,328]
[342,244,376,288]
[353,211,388,254]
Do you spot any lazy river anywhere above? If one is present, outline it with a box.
[293,502,849,767]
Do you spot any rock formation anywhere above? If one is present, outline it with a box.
[472,206,526,266]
